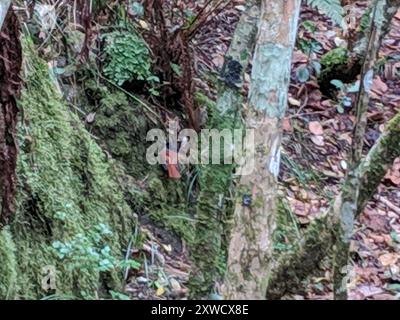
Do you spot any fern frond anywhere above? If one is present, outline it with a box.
[306,0,344,28]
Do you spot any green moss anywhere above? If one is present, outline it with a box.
[273,199,300,255]
[319,47,360,96]
[5,38,135,299]
[320,47,349,68]
[0,227,18,299]
[194,92,217,116]
[190,87,242,298]
[144,176,195,243]
[83,81,151,179]
[83,80,195,244]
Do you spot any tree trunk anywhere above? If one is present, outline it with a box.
[332,0,393,300]
[0,3,22,228]
[0,0,11,31]
[266,109,400,299]
[189,0,260,298]
[223,0,301,300]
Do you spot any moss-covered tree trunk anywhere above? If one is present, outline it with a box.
[0,38,136,299]
[332,0,393,300]
[223,0,301,300]
[189,1,260,298]
[266,110,400,299]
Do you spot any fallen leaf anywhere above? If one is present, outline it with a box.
[162,244,172,253]
[309,121,324,135]
[288,97,301,107]
[86,112,96,124]
[311,135,325,146]
[379,253,400,267]
[372,293,396,300]
[385,158,400,185]
[371,76,388,95]
[356,285,384,298]
[212,55,224,68]
[340,160,348,171]
[156,287,165,296]
[169,278,181,292]
[139,20,150,30]
[282,117,293,133]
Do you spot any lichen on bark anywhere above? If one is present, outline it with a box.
[224,0,301,300]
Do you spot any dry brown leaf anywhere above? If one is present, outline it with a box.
[372,76,388,95]
[288,97,301,107]
[378,253,400,267]
[385,158,400,185]
[282,117,293,133]
[309,121,324,135]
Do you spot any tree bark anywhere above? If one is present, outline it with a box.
[0,0,11,31]
[0,3,22,228]
[266,109,400,299]
[332,0,393,300]
[189,1,260,298]
[223,0,301,300]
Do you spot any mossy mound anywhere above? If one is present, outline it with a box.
[320,47,349,69]
[0,38,136,299]
[82,81,197,243]
[319,47,361,97]
[83,81,152,179]
[144,176,195,243]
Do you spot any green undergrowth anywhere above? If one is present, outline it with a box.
[0,38,136,299]
[0,227,18,299]
[320,47,349,69]
[145,176,195,243]
[82,79,196,244]
[84,80,152,179]
[273,199,301,255]
[281,151,326,195]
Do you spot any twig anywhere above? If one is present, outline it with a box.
[379,196,400,216]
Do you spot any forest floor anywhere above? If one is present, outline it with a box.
[123,1,400,300]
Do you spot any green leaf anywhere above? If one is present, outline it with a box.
[330,79,345,90]
[310,60,321,76]
[170,63,183,77]
[336,104,345,114]
[342,96,352,107]
[347,82,360,93]
[303,20,317,33]
[296,67,310,83]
